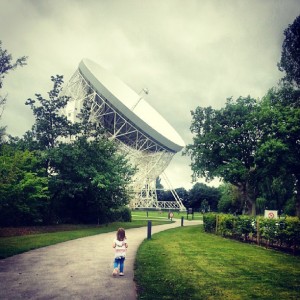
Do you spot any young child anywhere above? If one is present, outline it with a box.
[112,228,128,276]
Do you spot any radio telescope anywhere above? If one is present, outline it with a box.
[63,59,186,210]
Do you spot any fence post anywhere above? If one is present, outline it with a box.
[147,220,152,239]
[181,216,184,227]
[257,218,260,246]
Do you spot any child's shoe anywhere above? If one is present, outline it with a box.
[119,272,124,276]
[112,268,118,276]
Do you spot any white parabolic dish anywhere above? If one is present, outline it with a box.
[79,59,185,153]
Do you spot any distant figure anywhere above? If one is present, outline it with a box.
[112,228,128,276]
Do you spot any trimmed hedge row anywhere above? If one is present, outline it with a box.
[109,207,132,222]
[203,213,300,254]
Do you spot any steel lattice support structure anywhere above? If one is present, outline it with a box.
[63,68,186,211]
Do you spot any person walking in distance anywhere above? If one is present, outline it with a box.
[112,228,128,276]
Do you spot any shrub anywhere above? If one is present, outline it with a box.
[259,217,299,250]
[203,213,300,254]
[203,213,217,232]
[235,215,256,241]
[109,207,132,222]
[217,214,235,237]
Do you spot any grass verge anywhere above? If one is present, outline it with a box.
[0,219,169,259]
[132,210,203,221]
[135,225,300,300]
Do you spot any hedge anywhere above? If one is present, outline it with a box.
[203,213,300,254]
[109,207,132,222]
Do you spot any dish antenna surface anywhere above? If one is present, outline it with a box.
[63,59,186,210]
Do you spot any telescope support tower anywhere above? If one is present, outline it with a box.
[63,62,186,212]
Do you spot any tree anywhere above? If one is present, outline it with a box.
[8,130,40,152]
[25,74,78,180]
[0,126,5,145]
[25,75,75,151]
[21,74,135,224]
[188,182,220,211]
[0,144,49,226]
[0,41,27,89]
[48,137,134,223]
[158,186,189,206]
[0,41,27,142]
[157,189,173,201]
[257,85,300,216]
[258,176,295,215]
[186,96,262,215]
[218,183,242,214]
[175,187,189,208]
[278,15,300,87]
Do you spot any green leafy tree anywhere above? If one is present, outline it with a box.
[218,183,242,214]
[175,187,189,207]
[76,96,105,138]
[8,131,40,152]
[22,74,135,224]
[158,186,189,206]
[0,145,49,226]
[0,72,135,225]
[25,75,75,151]
[25,74,78,185]
[0,127,5,145]
[158,189,173,201]
[278,15,300,87]
[186,97,261,215]
[257,85,300,216]
[258,176,295,215]
[0,41,27,142]
[0,41,27,110]
[188,182,220,211]
[48,137,134,223]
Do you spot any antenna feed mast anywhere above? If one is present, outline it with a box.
[132,88,149,110]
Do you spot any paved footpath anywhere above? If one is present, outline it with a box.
[0,219,202,300]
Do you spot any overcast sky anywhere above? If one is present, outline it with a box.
[1,0,300,190]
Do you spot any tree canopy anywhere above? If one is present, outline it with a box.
[257,85,300,216]
[186,96,261,215]
[0,144,49,226]
[25,75,74,151]
[186,16,300,217]
[187,182,220,212]
[0,41,27,90]
[278,15,300,87]
[186,91,300,216]
[0,72,135,225]
[48,136,134,223]
[0,41,27,143]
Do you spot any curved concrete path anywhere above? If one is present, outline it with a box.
[0,219,202,300]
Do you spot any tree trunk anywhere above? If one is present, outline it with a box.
[249,199,256,216]
[237,183,247,215]
[296,179,300,218]
[237,181,257,216]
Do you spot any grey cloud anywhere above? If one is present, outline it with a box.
[1,0,300,189]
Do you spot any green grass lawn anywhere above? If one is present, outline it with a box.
[135,225,300,300]
[0,219,170,259]
[132,209,203,221]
